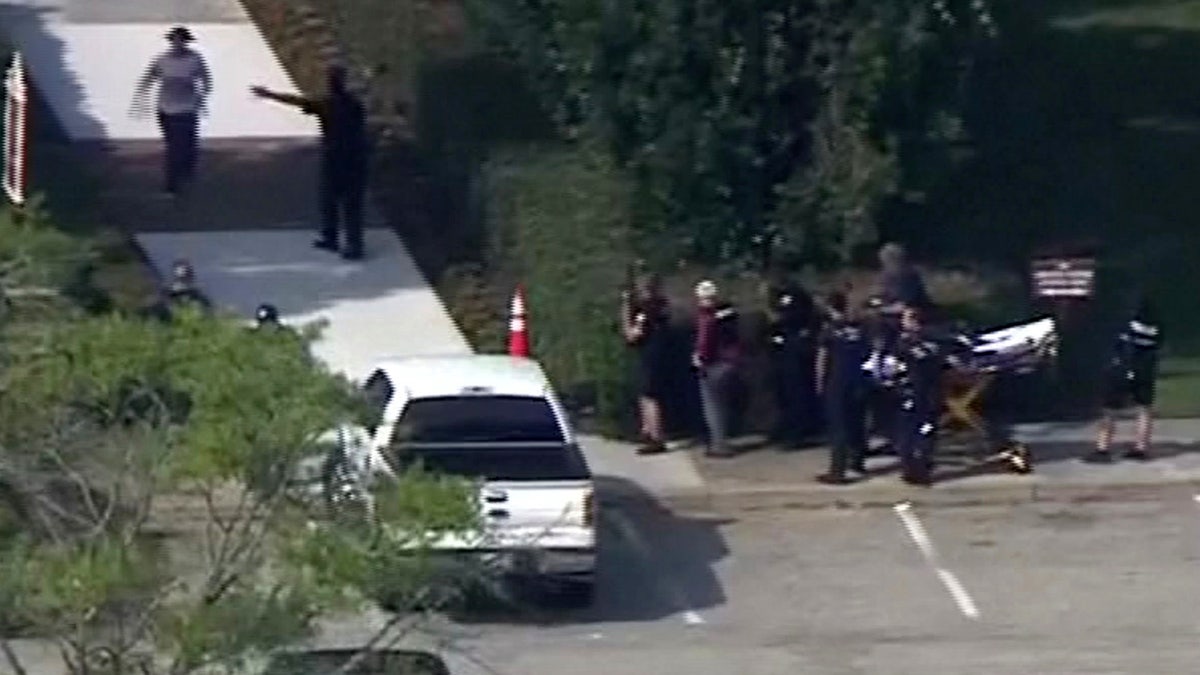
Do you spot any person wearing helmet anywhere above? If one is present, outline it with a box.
[250,64,368,261]
[165,259,212,312]
[254,303,282,330]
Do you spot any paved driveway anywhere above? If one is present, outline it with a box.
[417,495,1200,674]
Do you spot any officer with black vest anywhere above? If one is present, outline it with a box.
[892,305,945,486]
[765,274,821,446]
[815,291,871,484]
[1088,295,1162,463]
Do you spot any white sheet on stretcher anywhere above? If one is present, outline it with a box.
[970,317,1055,354]
[861,317,1056,376]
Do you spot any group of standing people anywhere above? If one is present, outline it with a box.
[133,25,370,260]
[622,239,1165,487]
[621,243,945,485]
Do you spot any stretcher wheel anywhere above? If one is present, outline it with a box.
[998,443,1033,475]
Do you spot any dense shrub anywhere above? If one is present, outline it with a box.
[482,144,636,433]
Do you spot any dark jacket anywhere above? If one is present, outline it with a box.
[767,284,819,350]
[821,319,871,393]
[896,330,944,409]
[880,266,931,311]
[302,92,369,175]
[1111,315,1162,376]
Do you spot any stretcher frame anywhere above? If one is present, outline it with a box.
[937,334,1058,475]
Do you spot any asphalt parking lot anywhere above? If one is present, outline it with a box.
[9,493,1197,675]
[429,494,1200,675]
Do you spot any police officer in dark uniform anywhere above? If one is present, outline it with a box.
[1087,296,1162,463]
[869,243,933,452]
[765,274,821,446]
[251,65,369,261]
[893,305,944,486]
[815,291,871,484]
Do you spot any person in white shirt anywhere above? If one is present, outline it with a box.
[133,26,212,196]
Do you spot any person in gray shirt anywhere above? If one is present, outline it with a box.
[133,26,213,197]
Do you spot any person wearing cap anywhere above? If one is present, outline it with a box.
[133,26,213,197]
[250,65,369,261]
[1087,294,1163,463]
[692,280,740,458]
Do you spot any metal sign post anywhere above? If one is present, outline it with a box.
[3,52,28,208]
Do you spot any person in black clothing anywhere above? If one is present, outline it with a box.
[251,65,369,260]
[868,243,932,453]
[622,272,671,455]
[815,291,871,485]
[765,274,821,447]
[1087,296,1162,463]
[893,305,944,486]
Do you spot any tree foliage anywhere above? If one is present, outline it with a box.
[0,300,478,674]
[464,0,998,266]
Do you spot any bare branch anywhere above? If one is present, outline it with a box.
[327,611,416,675]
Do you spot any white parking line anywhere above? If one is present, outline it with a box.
[1193,494,1200,505]
[893,502,981,620]
[605,510,707,626]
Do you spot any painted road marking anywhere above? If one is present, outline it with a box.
[605,509,707,626]
[893,502,981,620]
[1193,494,1200,504]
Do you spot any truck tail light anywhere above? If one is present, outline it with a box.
[583,489,596,528]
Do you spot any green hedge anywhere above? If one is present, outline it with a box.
[482,144,636,433]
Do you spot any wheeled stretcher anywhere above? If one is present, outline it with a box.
[942,317,1058,474]
[864,317,1058,475]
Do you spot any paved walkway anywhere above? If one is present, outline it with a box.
[677,418,1200,511]
[0,0,705,501]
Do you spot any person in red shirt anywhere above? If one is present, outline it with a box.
[692,280,740,458]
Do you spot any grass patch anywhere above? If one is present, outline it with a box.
[1152,356,1200,419]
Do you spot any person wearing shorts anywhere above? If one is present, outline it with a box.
[1086,297,1161,463]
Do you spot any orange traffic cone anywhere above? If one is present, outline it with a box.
[508,285,530,357]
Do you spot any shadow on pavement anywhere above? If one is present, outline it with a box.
[445,476,730,627]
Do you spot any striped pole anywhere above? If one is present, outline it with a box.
[3,52,28,207]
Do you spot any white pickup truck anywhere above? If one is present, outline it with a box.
[307,354,598,604]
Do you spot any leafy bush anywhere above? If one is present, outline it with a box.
[482,144,636,432]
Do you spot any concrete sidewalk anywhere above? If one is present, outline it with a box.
[0,0,707,504]
[0,0,316,140]
[649,418,1200,512]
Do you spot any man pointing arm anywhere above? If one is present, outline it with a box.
[251,65,369,261]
